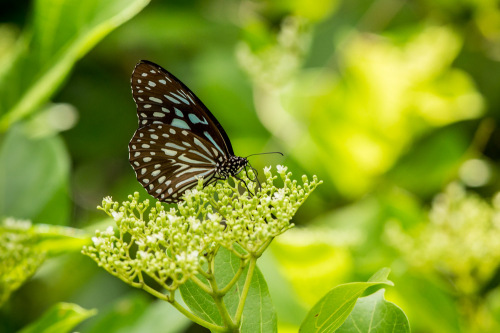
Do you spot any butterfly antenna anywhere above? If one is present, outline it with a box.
[245,151,284,158]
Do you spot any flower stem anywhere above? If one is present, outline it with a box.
[255,237,274,257]
[234,255,257,324]
[208,275,237,330]
[219,258,248,295]
[191,274,212,294]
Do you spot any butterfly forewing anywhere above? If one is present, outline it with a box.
[129,123,222,202]
[131,60,233,156]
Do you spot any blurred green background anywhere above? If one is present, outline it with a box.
[1,0,500,332]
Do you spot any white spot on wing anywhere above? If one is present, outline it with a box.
[171,119,191,130]
[161,149,177,156]
[179,154,211,164]
[164,142,186,150]
[176,169,213,187]
[188,113,208,125]
[165,95,180,104]
[171,92,189,105]
[149,97,162,103]
[204,131,224,155]
[186,92,196,104]
[174,108,184,117]
[189,150,215,163]
[193,138,212,156]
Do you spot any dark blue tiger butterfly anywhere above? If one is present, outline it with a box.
[128,60,256,203]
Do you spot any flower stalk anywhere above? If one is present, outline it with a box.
[82,165,321,331]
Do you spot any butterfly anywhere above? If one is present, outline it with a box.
[128,60,251,203]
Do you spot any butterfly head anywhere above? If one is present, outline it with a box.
[217,155,248,179]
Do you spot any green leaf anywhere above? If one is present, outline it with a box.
[299,268,394,333]
[84,293,190,333]
[179,277,223,326]
[0,220,89,306]
[335,289,410,333]
[18,302,96,333]
[180,247,277,332]
[0,220,45,306]
[0,125,69,222]
[0,0,150,130]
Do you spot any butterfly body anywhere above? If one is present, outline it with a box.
[217,156,248,178]
[129,60,248,203]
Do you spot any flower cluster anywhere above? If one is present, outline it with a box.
[386,183,500,295]
[83,166,321,292]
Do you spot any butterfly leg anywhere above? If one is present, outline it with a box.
[234,174,254,196]
[245,165,261,190]
[203,176,223,189]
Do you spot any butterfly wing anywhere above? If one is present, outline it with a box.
[129,123,223,202]
[131,60,234,156]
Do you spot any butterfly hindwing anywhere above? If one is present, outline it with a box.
[131,60,233,156]
[128,123,224,202]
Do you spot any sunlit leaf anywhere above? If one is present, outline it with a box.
[18,302,96,333]
[336,289,410,333]
[0,219,89,306]
[299,268,393,333]
[0,0,150,130]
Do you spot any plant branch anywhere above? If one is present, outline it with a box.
[234,255,257,324]
[208,275,237,329]
[219,258,248,295]
[191,274,212,294]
